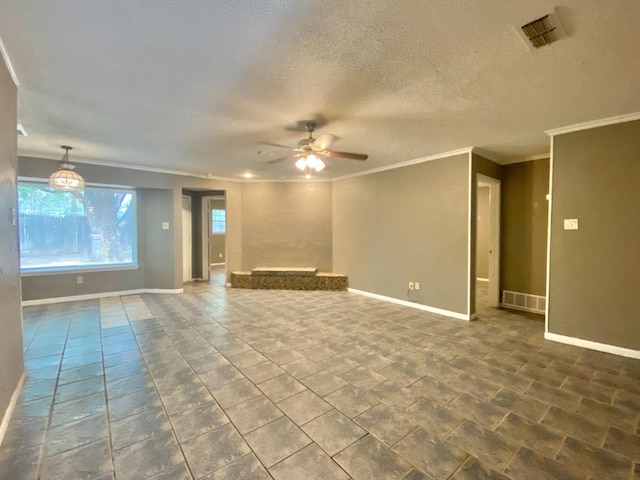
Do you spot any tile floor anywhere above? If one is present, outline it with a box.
[1,279,639,479]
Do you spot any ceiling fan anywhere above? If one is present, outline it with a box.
[266,121,368,176]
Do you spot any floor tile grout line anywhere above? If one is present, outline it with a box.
[119,296,197,480]
[140,293,294,479]
[142,296,280,480]
[267,442,352,479]
[33,301,76,479]
[552,433,568,461]
[388,425,421,450]
[500,443,522,476]
[15,286,640,480]
[100,296,121,478]
[192,293,423,475]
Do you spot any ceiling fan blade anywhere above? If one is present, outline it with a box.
[320,150,368,161]
[266,153,304,164]
[257,141,292,149]
[311,134,337,151]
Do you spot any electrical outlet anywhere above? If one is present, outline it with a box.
[76,276,83,284]
[415,282,420,290]
[563,218,578,230]
[408,282,414,290]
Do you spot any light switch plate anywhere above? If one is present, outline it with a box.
[564,219,579,230]
[162,222,170,230]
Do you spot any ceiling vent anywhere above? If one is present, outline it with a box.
[516,9,566,51]
[521,15,557,48]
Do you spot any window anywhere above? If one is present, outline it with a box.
[211,209,226,234]
[18,182,137,272]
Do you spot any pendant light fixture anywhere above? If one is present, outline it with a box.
[48,146,85,191]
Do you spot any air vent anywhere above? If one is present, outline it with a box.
[521,15,557,48]
[516,9,566,51]
[502,290,546,314]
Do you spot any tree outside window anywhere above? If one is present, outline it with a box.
[18,183,137,271]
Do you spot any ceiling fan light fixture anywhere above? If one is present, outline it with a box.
[306,154,325,172]
[295,153,325,173]
[49,146,85,191]
[265,120,367,174]
[295,158,307,171]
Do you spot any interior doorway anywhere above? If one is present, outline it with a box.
[181,195,192,283]
[476,174,501,310]
[200,193,226,283]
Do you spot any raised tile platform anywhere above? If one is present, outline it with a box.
[251,267,317,276]
[231,268,348,291]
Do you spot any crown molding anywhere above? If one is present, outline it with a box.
[241,178,333,184]
[501,152,551,165]
[19,151,241,182]
[19,151,334,183]
[19,144,556,183]
[332,147,474,182]
[18,175,135,190]
[545,111,640,137]
[470,147,502,163]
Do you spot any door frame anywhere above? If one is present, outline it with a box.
[181,195,192,283]
[200,193,226,281]
[477,174,501,308]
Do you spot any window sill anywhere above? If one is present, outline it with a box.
[21,265,140,277]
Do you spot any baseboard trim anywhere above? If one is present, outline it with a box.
[502,304,544,314]
[0,372,26,448]
[144,288,183,295]
[348,288,470,321]
[22,288,184,306]
[544,332,640,360]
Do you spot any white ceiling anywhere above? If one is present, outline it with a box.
[1,0,639,180]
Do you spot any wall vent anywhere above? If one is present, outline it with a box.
[502,290,545,314]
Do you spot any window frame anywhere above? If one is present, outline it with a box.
[211,208,226,235]
[18,180,139,275]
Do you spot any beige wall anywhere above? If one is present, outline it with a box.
[501,158,549,296]
[549,120,640,350]
[15,146,560,334]
[476,186,490,279]
[333,154,470,315]
[18,156,241,299]
[241,182,333,271]
[211,235,226,263]
[0,59,23,433]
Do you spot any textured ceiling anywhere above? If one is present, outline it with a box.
[1,0,639,180]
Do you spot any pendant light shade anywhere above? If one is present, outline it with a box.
[49,146,85,191]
